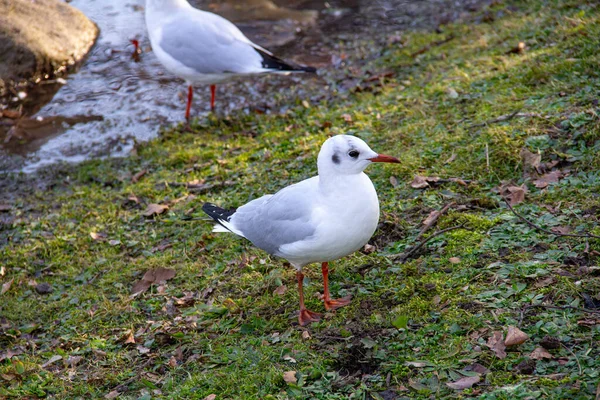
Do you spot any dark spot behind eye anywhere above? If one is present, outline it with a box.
[348,150,359,158]
[332,153,340,164]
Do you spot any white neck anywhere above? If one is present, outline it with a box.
[146,0,190,12]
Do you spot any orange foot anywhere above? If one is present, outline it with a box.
[324,295,352,311]
[299,308,322,326]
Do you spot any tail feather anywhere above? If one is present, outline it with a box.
[202,203,244,236]
[254,47,316,73]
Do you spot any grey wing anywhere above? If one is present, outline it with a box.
[159,16,264,74]
[231,181,317,255]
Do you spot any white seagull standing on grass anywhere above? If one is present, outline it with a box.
[144,0,316,120]
[203,135,400,326]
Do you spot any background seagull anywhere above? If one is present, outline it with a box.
[144,0,316,120]
[203,135,400,326]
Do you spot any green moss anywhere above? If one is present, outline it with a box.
[1,0,600,398]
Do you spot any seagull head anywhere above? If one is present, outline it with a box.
[317,135,400,175]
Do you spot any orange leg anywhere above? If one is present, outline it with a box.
[297,271,321,326]
[322,262,352,311]
[210,84,216,111]
[185,85,193,121]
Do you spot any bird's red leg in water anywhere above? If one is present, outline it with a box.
[210,84,216,111]
[297,271,321,326]
[322,262,352,311]
[185,85,193,121]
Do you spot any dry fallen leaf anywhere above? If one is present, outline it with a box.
[273,285,287,296]
[449,257,461,264]
[301,331,311,340]
[90,231,107,241]
[389,176,399,187]
[446,374,480,390]
[533,170,562,189]
[410,175,440,189]
[529,347,553,360]
[486,331,507,359]
[498,183,527,205]
[341,113,353,123]
[283,371,297,384]
[131,267,177,295]
[131,169,147,183]
[551,226,572,235]
[505,326,529,346]
[1,278,14,295]
[142,203,169,217]
[363,244,376,254]
[520,148,541,173]
[123,330,136,344]
[203,395,217,400]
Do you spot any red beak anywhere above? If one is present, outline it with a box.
[368,154,400,163]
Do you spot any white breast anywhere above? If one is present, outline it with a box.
[278,173,380,267]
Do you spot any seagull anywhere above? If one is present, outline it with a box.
[202,135,400,326]
[144,0,316,120]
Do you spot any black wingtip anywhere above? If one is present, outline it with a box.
[255,47,317,73]
[202,203,236,223]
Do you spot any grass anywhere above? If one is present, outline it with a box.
[1,0,600,398]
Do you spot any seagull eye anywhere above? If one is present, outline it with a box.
[348,150,360,158]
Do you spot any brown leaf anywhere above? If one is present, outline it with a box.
[90,231,107,241]
[67,355,83,368]
[341,113,353,123]
[410,175,440,189]
[520,148,541,171]
[123,330,136,344]
[529,347,553,360]
[1,278,14,295]
[131,280,151,295]
[551,226,572,235]
[142,203,169,217]
[363,244,376,254]
[389,176,399,187]
[131,169,147,183]
[464,363,490,375]
[446,374,480,390]
[132,268,176,295]
[144,267,176,283]
[486,331,507,359]
[498,183,528,205]
[449,257,461,264]
[128,194,141,204]
[505,326,529,346]
[273,285,287,296]
[534,170,562,189]
[283,371,297,384]
[301,331,311,340]
[203,395,217,400]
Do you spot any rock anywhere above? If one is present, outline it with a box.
[35,282,53,294]
[0,0,98,104]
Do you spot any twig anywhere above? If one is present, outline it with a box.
[468,111,550,129]
[503,197,600,239]
[392,224,466,263]
[415,202,456,241]
[560,342,582,376]
[410,35,455,57]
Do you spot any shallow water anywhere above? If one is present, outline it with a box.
[0,0,491,173]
